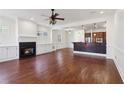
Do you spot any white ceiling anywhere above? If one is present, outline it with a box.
[83,21,106,31]
[64,21,106,31]
[0,9,116,26]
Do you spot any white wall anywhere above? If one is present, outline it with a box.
[106,16,115,59]
[52,29,68,49]
[0,16,19,62]
[18,18,37,42]
[64,16,115,58]
[36,25,53,55]
[0,16,18,45]
[66,31,74,48]
[18,18,37,37]
[73,30,85,42]
[66,29,85,48]
[113,10,124,82]
[37,25,52,44]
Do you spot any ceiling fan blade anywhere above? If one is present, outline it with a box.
[54,18,64,20]
[53,13,59,17]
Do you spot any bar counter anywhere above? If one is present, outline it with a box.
[73,42,106,54]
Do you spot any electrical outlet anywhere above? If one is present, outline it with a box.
[115,56,117,60]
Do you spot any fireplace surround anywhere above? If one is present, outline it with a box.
[19,42,36,59]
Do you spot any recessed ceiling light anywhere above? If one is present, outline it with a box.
[30,17,34,21]
[100,11,104,14]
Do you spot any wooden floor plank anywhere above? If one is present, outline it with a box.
[0,48,123,84]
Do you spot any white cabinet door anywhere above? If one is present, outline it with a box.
[7,47,17,59]
[0,47,8,60]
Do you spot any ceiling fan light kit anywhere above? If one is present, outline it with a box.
[42,9,64,25]
[49,19,57,25]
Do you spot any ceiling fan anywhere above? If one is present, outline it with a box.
[42,9,64,25]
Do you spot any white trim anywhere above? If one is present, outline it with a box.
[36,50,53,55]
[112,45,124,83]
[73,51,106,57]
[36,43,53,45]
[19,35,37,38]
[0,57,18,63]
[113,57,124,83]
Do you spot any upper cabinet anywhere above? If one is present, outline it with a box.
[18,18,37,37]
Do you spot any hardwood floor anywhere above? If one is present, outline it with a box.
[0,48,123,84]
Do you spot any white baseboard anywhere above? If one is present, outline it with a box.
[0,57,19,63]
[36,49,54,55]
[111,45,124,83]
[73,51,106,57]
[113,57,124,83]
